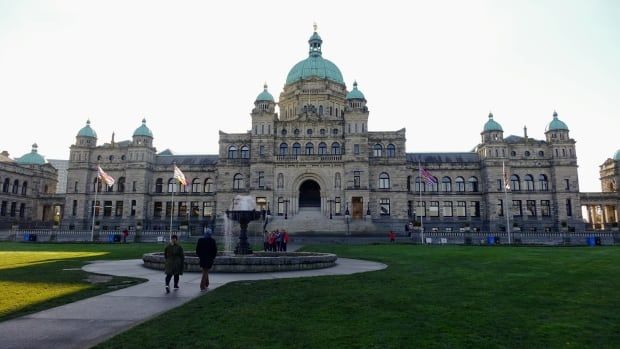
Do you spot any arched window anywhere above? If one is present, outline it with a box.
[2,178,9,192]
[117,177,125,192]
[429,177,439,192]
[277,173,284,189]
[386,144,396,157]
[228,145,237,159]
[335,173,341,189]
[455,177,465,192]
[240,145,249,159]
[379,172,390,189]
[467,177,479,192]
[204,178,214,193]
[539,174,549,191]
[305,142,314,155]
[318,142,327,155]
[292,143,301,155]
[510,175,520,191]
[373,144,383,157]
[168,178,177,193]
[524,174,534,191]
[93,178,102,193]
[192,178,200,193]
[233,174,244,190]
[21,181,27,195]
[279,143,288,155]
[415,177,426,192]
[12,180,19,194]
[332,142,341,155]
[441,176,452,192]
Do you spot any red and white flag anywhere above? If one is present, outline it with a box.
[97,166,115,186]
[173,164,187,186]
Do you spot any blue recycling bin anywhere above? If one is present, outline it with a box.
[108,234,115,243]
[23,233,29,241]
[487,236,495,245]
[586,237,595,246]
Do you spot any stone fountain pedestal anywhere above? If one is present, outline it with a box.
[226,209,262,255]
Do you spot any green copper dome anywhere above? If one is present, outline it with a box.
[614,149,620,161]
[77,120,97,138]
[545,111,569,132]
[256,83,274,102]
[16,143,46,165]
[346,81,365,100]
[133,118,153,138]
[285,28,344,85]
[483,113,503,132]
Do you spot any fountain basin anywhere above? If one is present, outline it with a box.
[142,251,338,273]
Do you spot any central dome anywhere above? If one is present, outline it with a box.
[285,28,344,85]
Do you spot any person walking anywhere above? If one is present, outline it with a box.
[195,228,218,291]
[164,234,185,293]
[388,230,396,243]
[122,228,129,243]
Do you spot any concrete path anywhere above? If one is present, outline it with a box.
[0,257,386,349]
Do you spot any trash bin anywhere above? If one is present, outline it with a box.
[23,233,29,241]
[586,237,595,246]
[487,236,495,245]
[595,237,602,246]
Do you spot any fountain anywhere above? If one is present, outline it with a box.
[225,195,262,255]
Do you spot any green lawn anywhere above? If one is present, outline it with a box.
[0,241,184,321]
[97,245,620,349]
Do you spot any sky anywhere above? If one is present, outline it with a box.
[0,0,618,192]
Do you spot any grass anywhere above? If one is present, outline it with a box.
[0,241,184,321]
[96,244,620,349]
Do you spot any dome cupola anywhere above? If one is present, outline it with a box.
[77,119,97,138]
[545,111,569,132]
[256,83,274,102]
[16,143,46,165]
[614,149,620,161]
[133,118,153,138]
[483,113,503,132]
[346,81,366,100]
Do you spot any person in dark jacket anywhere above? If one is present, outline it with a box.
[195,228,217,291]
[164,234,184,293]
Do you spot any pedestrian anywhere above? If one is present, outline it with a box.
[195,228,217,291]
[388,230,396,243]
[122,228,129,243]
[276,230,283,251]
[263,230,269,252]
[404,223,410,238]
[164,234,185,293]
[282,230,289,252]
[268,231,276,252]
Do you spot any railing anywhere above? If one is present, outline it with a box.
[10,229,190,243]
[276,155,342,162]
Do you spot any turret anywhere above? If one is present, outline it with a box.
[132,118,154,147]
[76,120,97,147]
[545,110,570,142]
[481,112,503,143]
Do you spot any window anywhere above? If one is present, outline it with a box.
[204,178,214,193]
[539,174,549,191]
[12,180,18,194]
[115,201,123,217]
[132,181,137,192]
[386,144,396,157]
[240,145,249,159]
[117,177,125,192]
[192,178,200,193]
[354,144,360,155]
[155,178,163,193]
[0,201,5,216]
[154,202,163,217]
[103,201,113,217]
[131,200,136,216]
[191,201,200,217]
[510,151,516,157]
[281,129,287,136]
[541,200,550,216]
[524,175,534,191]
[72,200,77,216]
[335,173,341,189]
[74,181,78,193]
[469,201,480,217]
[21,182,28,195]
[307,128,313,135]
[93,178,102,193]
[165,201,172,217]
[279,143,288,155]
[429,201,439,217]
[566,199,572,216]
[335,197,341,215]
[320,129,326,136]
[538,151,544,157]
[318,142,327,155]
[455,177,465,192]
[380,199,390,215]
[258,171,265,189]
[498,199,504,217]
[510,175,520,191]
[354,171,361,188]
[277,197,284,215]
[407,176,412,192]
[10,202,16,217]
[441,176,452,192]
[167,179,177,193]
[259,145,265,156]
[428,177,439,192]
[457,201,466,217]
[373,144,383,157]
[202,202,213,217]
[332,128,339,135]
[178,202,187,217]
[19,203,25,218]
[524,151,531,157]
[526,200,536,216]
[305,142,314,155]
[292,143,301,155]
[443,201,453,217]
[467,177,478,192]
[415,177,425,192]
[233,174,244,190]
[228,145,237,159]
[564,179,570,191]
[2,178,8,193]
[277,173,284,189]
[512,200,522,217]
[379,173,390,189]
[294,129,300,136]
[417,201,426,216]
[497,179,503,191]
[331,142,341,155]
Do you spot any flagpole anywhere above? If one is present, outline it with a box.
[170,183,175,240]
[91,175,99,242]
[418,161,425,245]
[503,161,511,244]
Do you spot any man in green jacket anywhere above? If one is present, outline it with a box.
[164,234,185,293]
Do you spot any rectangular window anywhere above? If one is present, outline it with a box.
[0,201,6,216]
[178,202,188,217]
[443,201,453,217]
[190,201,200,217]
[72,200,77,216]
[429,201,439,217]
[115,201,123,217]
[259,145,265,156]
[132,181,137,192]
[416,201,426,217]
[202,201,213,217]
[354,144,360,155]
[335,197,341,215]
[103,201,113,217]
[74,181,79,193]
[258,171,265,189]
[131,200,137,216]
[380,199,390,216]
[497,179,503,191]
[354,171,361,188]
[165,201,172,217]
[457,201,466,217]
[469,201,480,217]
[91,200,100,217]
[154,202,163,217]
[526,200,536,216]
[564,179,570,190]
[512,200,522,217]
[541,200,550,216]
[19,203,25,218]
[277,197,284,216]
[497,199,504,217]
[566,198,572,217]
[10,202,16,217]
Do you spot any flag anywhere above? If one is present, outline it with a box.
[420,167,438,186]
[97,166,115,186]
[173,164,187,186]
[503,162,510,190]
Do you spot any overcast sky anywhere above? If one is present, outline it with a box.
[0,0,618,191]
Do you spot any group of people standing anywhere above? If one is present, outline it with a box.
[263,230,290,252]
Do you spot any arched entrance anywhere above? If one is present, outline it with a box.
[299,180,321,208]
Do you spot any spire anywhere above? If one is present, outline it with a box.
[308,23,323,57]
[489,112,493,119]
[32,143,38,153]
[553,110,558,119]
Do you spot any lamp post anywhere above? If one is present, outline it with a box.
[345,204,350,236]
[284,199,289,220]
[328,199,333,219]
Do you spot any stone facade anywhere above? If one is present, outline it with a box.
[580,152,620,230]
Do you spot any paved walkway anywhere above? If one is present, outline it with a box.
[0,257,386,349]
